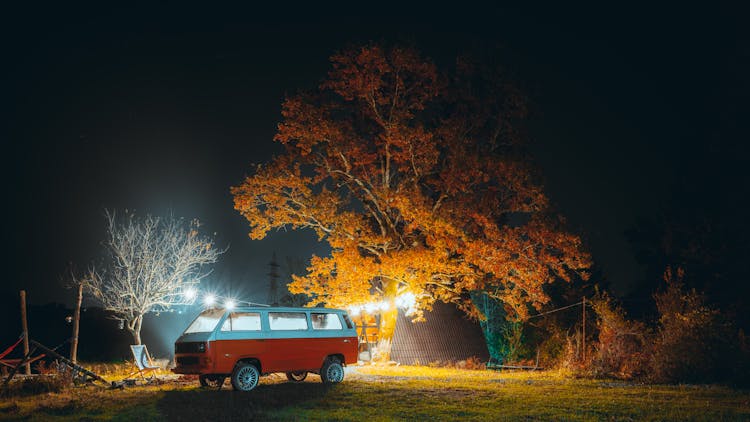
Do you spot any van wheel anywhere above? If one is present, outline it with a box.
[231,362,260,391]
[320,358,344,384]
[286,371,307,382]
[199,375,225,388]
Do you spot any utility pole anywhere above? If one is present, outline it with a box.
[20,290,30,375]
[268,252,280,306]
[582,296,586,362]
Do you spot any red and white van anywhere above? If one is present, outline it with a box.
[172,307,358,391]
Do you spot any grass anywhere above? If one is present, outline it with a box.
[0,365,748,421]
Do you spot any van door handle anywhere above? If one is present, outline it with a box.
[343,339,350,343]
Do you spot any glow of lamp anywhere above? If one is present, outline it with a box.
[184,288,197,300]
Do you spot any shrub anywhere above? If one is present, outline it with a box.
[535,322,568,368]
[736,330,750,387]
[590,292,650,379]
[650,267,730,383]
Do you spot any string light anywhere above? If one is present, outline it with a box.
[186,289,271,309]
[348,293,418,315]
[184,287,197,300]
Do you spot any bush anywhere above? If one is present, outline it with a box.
[535,322,568,368]
[650,267,731,383]
[736,330,750,387]
[590,292,650,379]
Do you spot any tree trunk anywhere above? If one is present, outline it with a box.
[376,307,398,361]
[375,280,399,361]
[70,283,83,363]
[128,314,143,345]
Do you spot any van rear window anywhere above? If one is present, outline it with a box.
[311,313,343,330]
[269,312,308,330]
[342,313,354,329]
[221,312,261,331]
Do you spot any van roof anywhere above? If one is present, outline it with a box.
[211,306,347,313]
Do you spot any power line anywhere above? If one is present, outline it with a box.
[526,301,584,319]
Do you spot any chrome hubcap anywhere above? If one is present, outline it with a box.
[237,367,258,390]
[327,363,344,383]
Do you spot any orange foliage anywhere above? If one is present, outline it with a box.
[232,45,590,321]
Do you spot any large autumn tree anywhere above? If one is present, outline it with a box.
[232,45,590,358]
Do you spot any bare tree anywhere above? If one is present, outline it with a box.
[85,210,222,344]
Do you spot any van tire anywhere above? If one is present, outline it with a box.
[230,362,260,391]
[320,357,345,384]
[286,371,308,382]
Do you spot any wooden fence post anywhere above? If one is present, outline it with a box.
[71,283,83,363]
[582,296,586,362]
[20,290,30,375]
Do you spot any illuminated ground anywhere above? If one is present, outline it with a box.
[1,365,748,421]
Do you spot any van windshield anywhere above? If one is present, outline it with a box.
[184,308,225,333]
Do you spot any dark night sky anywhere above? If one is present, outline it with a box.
[4,5,748,309]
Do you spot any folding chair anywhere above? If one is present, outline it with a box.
[127,345,161,383]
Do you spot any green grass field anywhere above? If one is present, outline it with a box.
[1,366,748,421]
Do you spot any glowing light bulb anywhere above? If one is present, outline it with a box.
[225,299,236,310]
[395,292,416,309]
[184,288,197,300]
[204,294,216,306]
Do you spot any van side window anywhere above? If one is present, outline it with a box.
[311,313,343,330]
[221,312,261,331]
[269,312,308,330]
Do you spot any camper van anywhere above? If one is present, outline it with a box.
[172,307,358,391]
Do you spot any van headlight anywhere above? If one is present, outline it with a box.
[197,342,206,352]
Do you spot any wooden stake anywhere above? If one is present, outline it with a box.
[20,290,30,375]
[582,296,586,362]
[360,310,372,361]
[71,283,83,364]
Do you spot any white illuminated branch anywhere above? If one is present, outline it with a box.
[85,210,222,344]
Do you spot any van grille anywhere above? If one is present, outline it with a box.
[175,342,205,353]
[176,356,200,366]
